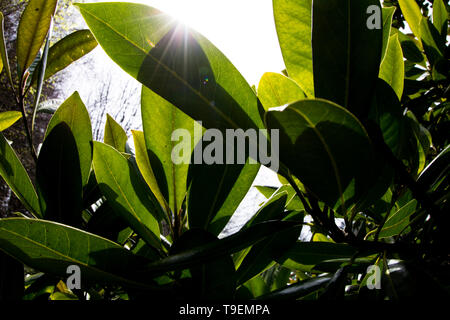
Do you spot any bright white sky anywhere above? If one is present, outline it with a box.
[134,0,285,87]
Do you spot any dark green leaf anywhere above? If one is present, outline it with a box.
[378,200,417,239]
[236,223,301,286]
[312,0,382,120]
[276,242,359,272]
[187,158,260,236]
[265,99,377,213]
[417,145,450,191]
[419,17,444,66]
[236,276,269,299]
[137,220,300,275]
[258,275,331,300]
[0,218,155,289]
[171,229,236,299]
[37,123,83,227]
[45,92,93,186]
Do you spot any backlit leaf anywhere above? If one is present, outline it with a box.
[16,0,58,78]
[273,0,314,97]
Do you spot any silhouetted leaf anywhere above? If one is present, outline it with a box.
[312,0,382,120]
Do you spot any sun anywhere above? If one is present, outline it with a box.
[134,0,285,87]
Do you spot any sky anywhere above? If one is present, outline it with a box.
[134,0,286,87]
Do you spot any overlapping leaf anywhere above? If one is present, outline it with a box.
[273,0,314,97]
[92,141,161,250]
[45,92,92,186]
[0,218,154,289]
[76,2,262,132]
[265,99,377,213]
[257,72,306,110]
[312,0,382,120]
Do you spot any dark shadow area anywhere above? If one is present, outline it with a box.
[36,122,83,228]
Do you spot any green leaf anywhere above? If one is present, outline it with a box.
[406,111,432,175]
[398,0,423,40]
[16,0,58,78]
[378,200,417,239]
[31,29,97,86]
[276,242,358,272]
[0,133,41,217]
[379,34,405,101]
[233,192,290,268]
[0,12,12,86]
[0,12,6,79]
[141,85,200,215]
[257,72,306,111]
[265,99,377,213]
[273,0,314,97]
[369,79,408,159]
[312,0,382,120]
[0,218,155,289]
[0,111,21,131]
[236,223,301,286]
[258,276,331,300]
[236,276,269,299]
[255,186,278,199]
[37,123,83,227]
[381,7,396,62]
[137,221,300,275]
[76,2,262,132]
[242,191,290,229]
[45,92,92,186]
[30,31,51,135]
[92,141,161,250]
[417,145,450,192]
[419,17,444,67]
[131,130,168,215]
[432,0,448,40]
[171,229,236,299]
[104,114,127,153]
[187,158,260,236]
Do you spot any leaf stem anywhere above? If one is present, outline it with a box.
[17,93,37,163]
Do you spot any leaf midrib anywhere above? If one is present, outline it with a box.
[0,224,145,287]
[290,108,345,210]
